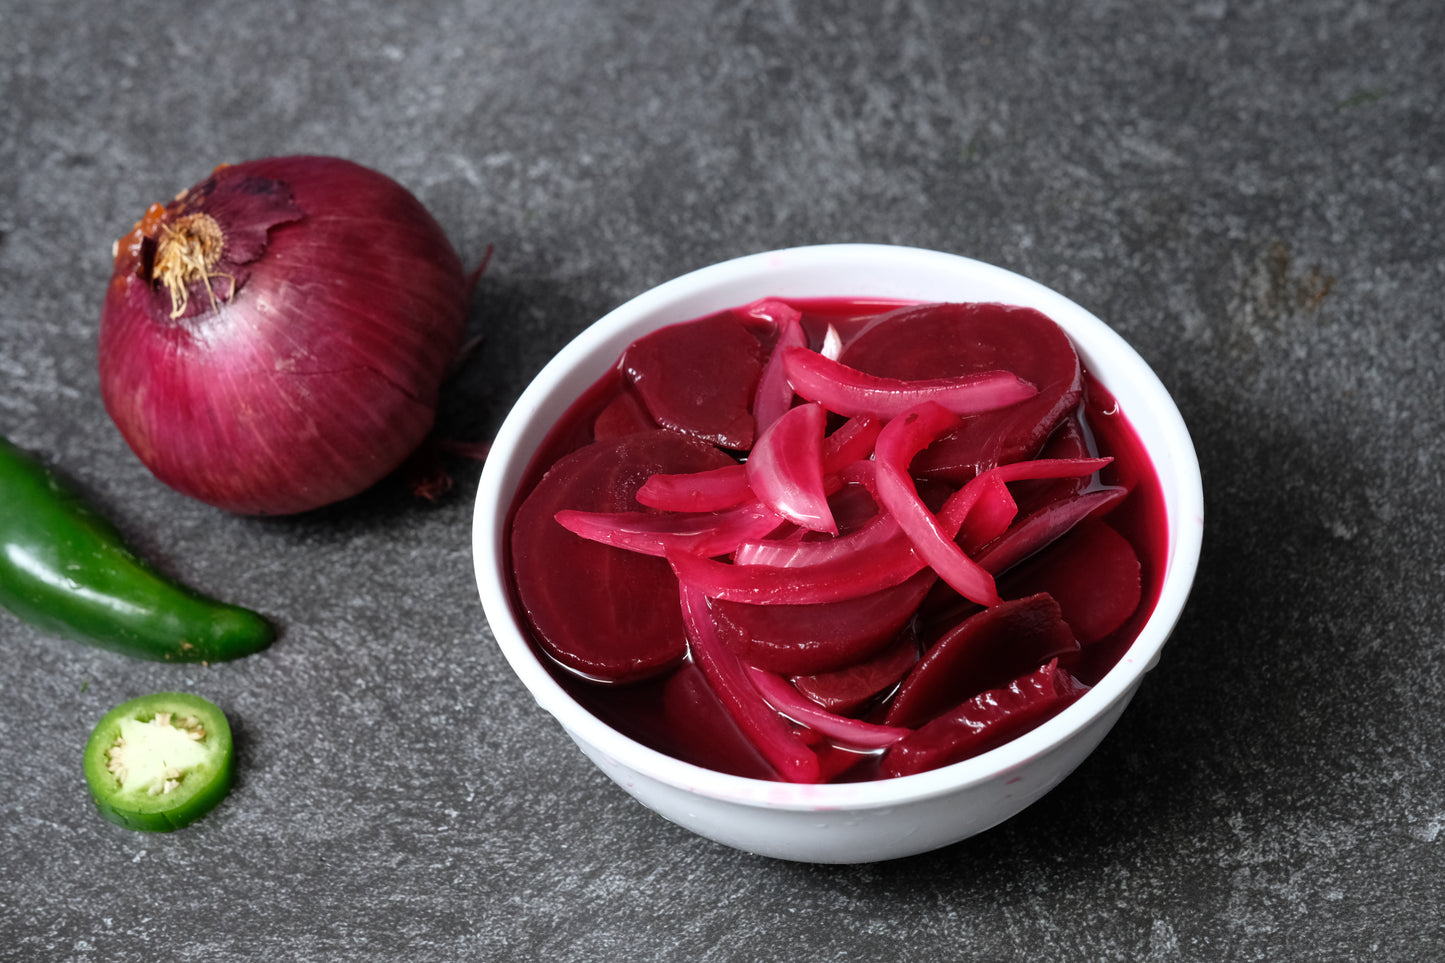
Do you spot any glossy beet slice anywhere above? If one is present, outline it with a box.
[1002,520,1141,644]
[880,659,1090,777]
[622,313,766,449]
[510,430,736,683]
[789,628,921,716]
[592,388,657,440]
[840,302,1083,480]
[710,570,935,675]
[569,662,776,780]
[885,593,1080,728]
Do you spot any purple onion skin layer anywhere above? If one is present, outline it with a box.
[100,156,470,515]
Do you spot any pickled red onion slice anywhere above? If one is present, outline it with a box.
[748,299,807,433]
[668,538,926,606]
[746,401,836,534]
[717,456,1116,599]
[636,415,872,517]
[820,416,881,473]
[555,503,783,558]
[678,582,821,783]
[782,346,1037,419]
[733,509,901,568]
[937,456,1115,554]
[745,667,911,749]
[872,402,1000,606]
[636,464,751,512]
[974,487,1127,574]
[953,473,1018,553]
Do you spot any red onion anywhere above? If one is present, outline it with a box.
[99,155,470,514]
[744,667,910,749]
[744,401,835,534]
[678,581,821,783]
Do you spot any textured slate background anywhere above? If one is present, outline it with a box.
[2,0,1441,959]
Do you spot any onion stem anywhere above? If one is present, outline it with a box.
[154,213,231,318]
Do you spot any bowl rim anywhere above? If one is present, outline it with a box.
[473,243,1204,812]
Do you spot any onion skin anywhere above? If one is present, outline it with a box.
[100,156,470,515]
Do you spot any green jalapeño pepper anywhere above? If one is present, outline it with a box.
[0,436,273,662]
[84,692,234,831]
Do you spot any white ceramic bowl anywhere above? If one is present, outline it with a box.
[473,244,1204,863]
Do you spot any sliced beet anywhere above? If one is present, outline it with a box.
[509,429,736,683]
[880,659,1090,777]
[1002,520,1141,644]
[710,570,935,675]
[789,628,920,717]
[622,313,767,450]
[592,388,657,440]
[823,479,881,535]
[884,593,1080,728]
[840,302,1083,480]
[568,662,776,780]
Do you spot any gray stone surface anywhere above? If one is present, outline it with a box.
[2,0,1442,959]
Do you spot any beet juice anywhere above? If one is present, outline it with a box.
[506,298,1167,783]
